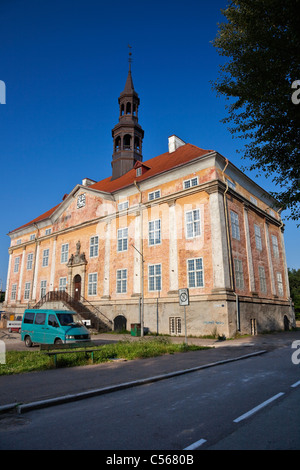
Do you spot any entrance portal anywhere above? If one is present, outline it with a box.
[74,274,81,301]
[114,315,127,332]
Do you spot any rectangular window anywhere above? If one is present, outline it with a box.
[272,235,279,258]
[117,228,128,252]
[45,228,52,235]
[187,258,204,288]
[234,259,244,289]
[258,266,267,293]
[11,284,17,300]
[59,277,67,292]
[169,317,182,335]
[250,196,258,206]
[40,280,47,298]
[118,201,129,211]
[14,257,20,273]
[24,282,31,300]
[30,234,36,241]
[148,190,161,201]
[116,269,127,293]
[254,224,262,250]
[230,211,240,240]
[42,249,49,267]
[185,209,201,239]
[149,219,161,246]
[277,272,284,296]
[90,236,99,258]
[61,243,69,263]
[17,239,22,245]
[27,253,33,270]
[184,177,198,189]
[148,264,162,291]
[88,273,97,296]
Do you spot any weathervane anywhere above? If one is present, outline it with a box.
[128,44,132,71]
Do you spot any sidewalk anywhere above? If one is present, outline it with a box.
[0,330,299,413]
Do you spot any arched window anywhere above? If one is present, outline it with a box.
[126,102,131,114]
[123,134,131,150]
[134,137,140,151]
[115,136,121,152]
[120,104,125,116]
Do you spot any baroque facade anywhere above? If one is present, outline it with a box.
[4,67,295,337]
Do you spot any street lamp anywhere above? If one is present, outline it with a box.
[131,244,144,337]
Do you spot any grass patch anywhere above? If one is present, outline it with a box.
[0,338,209,376]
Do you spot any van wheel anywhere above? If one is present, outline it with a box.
[54,338,63,345]
[24,336,32,348]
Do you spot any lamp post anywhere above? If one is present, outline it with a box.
[131,244,144,337]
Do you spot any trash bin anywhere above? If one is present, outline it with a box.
[131,323,141,337]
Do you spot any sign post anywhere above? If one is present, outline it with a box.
[178,288,189,344]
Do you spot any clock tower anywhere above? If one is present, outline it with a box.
[111,51,144,180]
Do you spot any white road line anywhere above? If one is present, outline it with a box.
[183,438,207,450]
[233,392,285,423]
[291,380,300,388]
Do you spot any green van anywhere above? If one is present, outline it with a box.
[21,309,90,347]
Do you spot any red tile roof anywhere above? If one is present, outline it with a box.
[10,143,213,234]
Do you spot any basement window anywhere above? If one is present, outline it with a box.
[169,317,182,335]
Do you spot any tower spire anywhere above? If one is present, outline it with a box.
[111,50,144,180]
[128,44,132,72]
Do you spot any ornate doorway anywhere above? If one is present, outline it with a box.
[74,274,81,301]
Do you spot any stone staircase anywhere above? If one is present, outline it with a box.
[34,291,112,332]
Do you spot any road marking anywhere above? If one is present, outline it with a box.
[183,438,207,450]
[291,380,300,388]
[233,392,285,423]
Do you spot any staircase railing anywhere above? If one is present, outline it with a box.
[33,291,112,331]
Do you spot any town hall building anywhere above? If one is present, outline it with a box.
[4,63,295,337]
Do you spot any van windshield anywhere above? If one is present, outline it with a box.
[56,313,83,327]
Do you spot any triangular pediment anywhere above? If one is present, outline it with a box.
[50,185,115,230]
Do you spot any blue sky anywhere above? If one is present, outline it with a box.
[0,0,299,290]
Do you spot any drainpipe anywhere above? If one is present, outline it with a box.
[221,159,240,332]
[133,180,144,337]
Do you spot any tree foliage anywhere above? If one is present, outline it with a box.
[213,0,300,221]
[288,268,300,318]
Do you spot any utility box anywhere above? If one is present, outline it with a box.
[131,323,141,337]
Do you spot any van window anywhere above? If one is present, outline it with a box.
[34,312,46,325]
[48,314,59,328]
[23,312,35,324]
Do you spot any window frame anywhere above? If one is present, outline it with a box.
[24,281,31,300]
[148,190,161,201]
[117,227,128,252]
[258,266,267,293]
[234,258,244,290]
[183,177,198,189]
[61,243,69,264]
[185,209,201,239]
[116,268,127,294]
[230,211,240,241]
[148,219,161,246]
[254,224,263,251]
[148,263,162,292]
[90,236,99,258]
[88,272,97,296]
[42,249,49,267]
[187,257,204,288]
[27,252,33,270]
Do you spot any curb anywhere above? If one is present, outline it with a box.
[0,349,267,415]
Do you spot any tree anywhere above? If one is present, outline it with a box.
[212,0,300,221]
[288,268,300,319]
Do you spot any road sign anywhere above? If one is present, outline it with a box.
[179,288,189,306]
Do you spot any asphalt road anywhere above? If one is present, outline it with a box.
[0,342,299,451]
